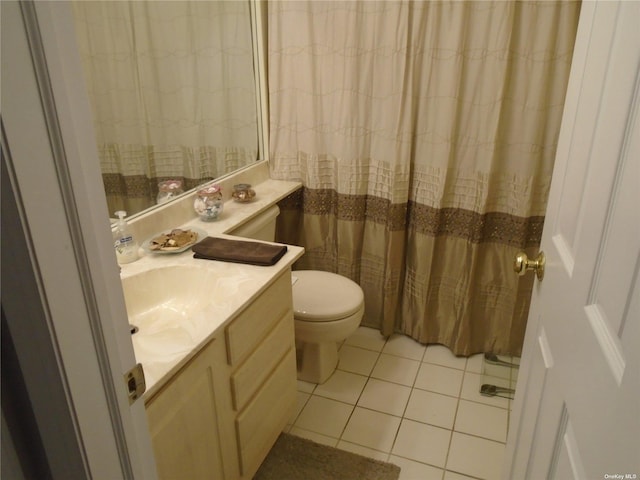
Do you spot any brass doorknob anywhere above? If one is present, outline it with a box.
[514,251,545,281]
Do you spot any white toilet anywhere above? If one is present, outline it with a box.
[229,205,365,384]
[292,270,364,383]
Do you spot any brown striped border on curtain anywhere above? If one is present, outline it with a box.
[408,202,544,248]
[102,173,150,197]
[279,188,544,248]
[278,188,407,229]
[102,173,215,197]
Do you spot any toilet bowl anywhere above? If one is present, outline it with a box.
[228,206,365,383]
[292,270,364,384]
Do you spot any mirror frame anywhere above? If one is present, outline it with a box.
[251,0,269,168]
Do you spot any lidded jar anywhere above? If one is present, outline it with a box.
[193,184,224,221]
[157,179,184,204]
[231,183,256,203]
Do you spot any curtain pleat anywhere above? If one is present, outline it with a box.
[72,1,258,215]
[271,1,580,355]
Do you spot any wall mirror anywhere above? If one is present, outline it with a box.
[71,0,265,218]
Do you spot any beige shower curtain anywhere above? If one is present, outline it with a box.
[269,1,581,355]
[72,1,258,215]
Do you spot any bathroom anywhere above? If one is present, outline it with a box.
[3,1,638,480]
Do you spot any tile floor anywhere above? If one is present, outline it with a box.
[284,326,519,480]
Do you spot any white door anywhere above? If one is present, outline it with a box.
[504,2,640,479]
[2,2,157,478]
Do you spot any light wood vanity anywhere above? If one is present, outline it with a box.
[119,167,304,480]
[144,269,297,479]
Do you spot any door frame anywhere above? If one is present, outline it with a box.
[1,2,156,478]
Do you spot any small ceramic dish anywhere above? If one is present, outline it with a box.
[141,227,208,254]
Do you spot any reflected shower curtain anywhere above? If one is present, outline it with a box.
[72,1,258,215]
[269,1,580,355]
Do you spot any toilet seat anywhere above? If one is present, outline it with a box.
[292,270,364,322]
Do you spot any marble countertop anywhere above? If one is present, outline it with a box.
[119,178,304,399]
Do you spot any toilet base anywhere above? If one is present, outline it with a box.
[296,341,339,384]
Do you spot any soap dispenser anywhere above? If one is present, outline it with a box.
[113,210,139,264]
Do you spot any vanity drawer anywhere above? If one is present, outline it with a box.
[225,271,292,366]
[230,308,294,410]
[235,347,297,476]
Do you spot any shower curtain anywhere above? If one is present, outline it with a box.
[72,1,258,215]
[269,1,581,355]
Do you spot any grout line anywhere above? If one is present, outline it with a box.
[335,334,387,445]
[292,328,511,478]
[386,452,451,476]
[444,467,486,480]
[290,390,313,426]
[386,338,430,465]
[506,356,520,435]
[449,430,507,446]
[441,354,466,475]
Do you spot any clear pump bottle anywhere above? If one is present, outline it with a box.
[113,210,139,264]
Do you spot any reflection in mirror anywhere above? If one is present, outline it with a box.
[71,1,259,217]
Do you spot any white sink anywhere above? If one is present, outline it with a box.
[121,265,228,336]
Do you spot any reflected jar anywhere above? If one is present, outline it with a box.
[156,180,184,204]
[231,183,256,203]
[193,184,224,221]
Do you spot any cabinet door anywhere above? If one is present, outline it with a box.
[145,339,225,480]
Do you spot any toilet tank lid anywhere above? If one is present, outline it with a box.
[292,270,364,321]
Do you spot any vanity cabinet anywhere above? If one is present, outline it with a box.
[144,269,297,480]
[225,270,297,477]
[144,336,227,479]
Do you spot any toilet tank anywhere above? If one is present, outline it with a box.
[228,205,280,242]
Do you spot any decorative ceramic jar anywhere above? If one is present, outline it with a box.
[193,184,224,221]
[156,179,184,204]
[231,183,256,203]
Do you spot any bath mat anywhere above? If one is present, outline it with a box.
[253,433,401,480]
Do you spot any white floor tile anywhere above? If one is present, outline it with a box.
[314,370,368,405]
[446,432,505,480]
[509,377,518,392]
[483,360,512,380]
[404,389,458,430]
[294,396,353,438]
[335,441,389,462]
[414,363,464,397]
[460,371,510,409]
[284,332,509,480]
[382,334,426,361]
[443,471,477,480]
[423,344,467,370]
[454,400,508,443]
[297,379,317,394]
[392,419,451,468]
[465,353,484,374]
[288,427,338,447]
[288,391,310,425]
[344,326,387,351]
[510,362,521,387]
[337,344,380,376]
[389,455,444,480]
[371,353,420,386]
[341,407,402,452]
[357,378,411,417]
